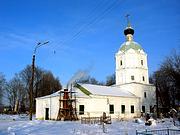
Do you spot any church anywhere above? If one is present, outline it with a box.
[36,20,156,120]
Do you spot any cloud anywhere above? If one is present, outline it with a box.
[0,32,35,51]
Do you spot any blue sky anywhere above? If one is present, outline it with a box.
[0,0,180,85]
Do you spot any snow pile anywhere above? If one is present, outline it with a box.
[147,118,156,126]
[134,118,143,124]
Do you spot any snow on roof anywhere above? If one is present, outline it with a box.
[36,90,60,99]
[77,83,136,98]
[36,83,137,99]
[36,87,90,99]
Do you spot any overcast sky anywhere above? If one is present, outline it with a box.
[0,0,179,85]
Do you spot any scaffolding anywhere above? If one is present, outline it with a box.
[57,87,78,121]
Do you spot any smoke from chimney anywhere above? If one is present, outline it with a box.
[66,69,89,89]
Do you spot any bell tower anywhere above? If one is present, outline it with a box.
[115,15,149,85]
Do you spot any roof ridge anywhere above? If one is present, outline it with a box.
[75,84,92,96]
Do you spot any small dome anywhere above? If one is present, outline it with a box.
[119,41,143,52]
[124,27,134,36]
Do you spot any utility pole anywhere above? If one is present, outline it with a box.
[29,54,35,120]
[29,41,49,120]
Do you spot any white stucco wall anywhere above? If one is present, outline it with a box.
[36,95,141,120]
[116,49,149,85]
[116,83,156,113]
[36,96,59,120]
[77,95,141,119]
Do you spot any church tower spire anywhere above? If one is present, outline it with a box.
[124,14,134,41]
[115,16,149,85]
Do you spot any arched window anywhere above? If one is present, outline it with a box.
[109,104,114,114]
[141,60,143,66]
[142,76,145,81]
[121,105,125,114]
[120,60,122,66]
[131,105,134,113]
[142,106,145,113]
[144,92,147,98]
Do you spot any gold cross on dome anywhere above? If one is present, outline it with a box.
[125,14,131,27]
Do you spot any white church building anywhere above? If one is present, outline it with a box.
[36,21,156,120]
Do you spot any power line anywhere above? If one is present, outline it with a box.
[56,0,121,50]
[69,0,107,34]
[67,0,121,44]
[54,0,108,48]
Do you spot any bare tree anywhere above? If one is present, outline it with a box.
[19,65,62,113]
[19,65,44,111]
[6,74,25,113]
[3,64,62,114]
[106,74,115,86]
[152,50,180,113]
[77,75,101,85]
[0,73,6,107]
[35,71,62,97]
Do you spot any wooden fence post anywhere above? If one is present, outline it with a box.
[167,128,169,135]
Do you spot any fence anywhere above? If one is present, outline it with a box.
[81,117,101,124]
[81,116,111,124]
[136,128,180,135]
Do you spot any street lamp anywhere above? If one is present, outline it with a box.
[29,41,49,120]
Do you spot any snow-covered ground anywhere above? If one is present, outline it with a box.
[0,114,179,135]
